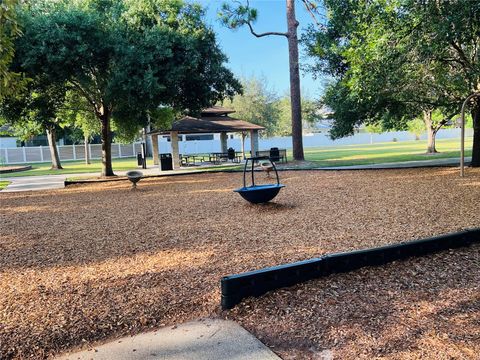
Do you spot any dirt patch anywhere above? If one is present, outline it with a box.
[0,168,479,359]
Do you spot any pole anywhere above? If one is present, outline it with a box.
[141,128,147,169]
[141,142,147,169]
[460,92,480,177]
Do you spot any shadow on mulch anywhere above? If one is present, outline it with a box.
[1,169,479,359]
[230,244,480,360]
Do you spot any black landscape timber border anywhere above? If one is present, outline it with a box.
[0,165,32,174]
[221,228,480,310]
[63,169,242,186]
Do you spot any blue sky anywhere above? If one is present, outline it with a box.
[197,0,325,99]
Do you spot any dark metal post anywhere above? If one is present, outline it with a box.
[460,92,480,177]
[242,158,248,187]
[141,142,147,169]
[251,157,255,186]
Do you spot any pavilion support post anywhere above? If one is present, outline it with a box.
[250,129,259,157]
[241,131,246,159]
[151,134,159,166]
[171,131,180,169]
[220,132,228,153]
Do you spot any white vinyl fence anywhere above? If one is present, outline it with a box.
[0,128,473,165]
[159,128,473,155]
[0,143,143,165]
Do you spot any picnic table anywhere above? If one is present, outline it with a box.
[208,151,242,164]
[180,154,204,166]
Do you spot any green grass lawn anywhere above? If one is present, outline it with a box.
[0,181,11,190]
[298,137,472,167]
[0,157,149,178]
[1,157,243,179]
[0,137,472,178]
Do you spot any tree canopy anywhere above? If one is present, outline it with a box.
[7,0,241,175]
[222,76,279,137]
[0,0,26,99]
[222,75,320,137]
[0,74,68,168]
[276,95,320,136]
[304,0,480,163]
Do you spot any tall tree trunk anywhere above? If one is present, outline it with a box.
[472,104,480,167]
[423,110,438,154]
[46,126,63,169]
[100,111,114,177]
[427,128,438,154]
[286,0,304,161]
[84,135,90,165]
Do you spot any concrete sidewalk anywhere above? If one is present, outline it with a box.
[1,167,162,192]
[1,174,68,192]
[56,319,280,360]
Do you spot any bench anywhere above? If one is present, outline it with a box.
[255,148,287,163]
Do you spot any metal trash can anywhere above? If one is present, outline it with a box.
[160,153,173,171]
[269,147,280,162]
[137,152,143,166]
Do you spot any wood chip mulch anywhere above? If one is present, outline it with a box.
[0,168,479,359]
[229,244,480,360]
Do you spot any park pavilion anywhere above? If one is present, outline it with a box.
[149,107,265,169]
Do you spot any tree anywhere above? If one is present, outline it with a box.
[0,0,26,99]
[275,97,292,136]
[365,123,384,134]
[220,0,320,161]
[304,1,412,140]
[59,92,100,164]
[276,95,319,136]
[0,78,66,169]
[421,110,448,154]
[222,76,279,137]
[304,0,480,163]
[318,79,408,140]
[407,118,424,141]
[14,0,241,176]
[409,0,480,165]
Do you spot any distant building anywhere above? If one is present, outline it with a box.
[0,125,18,148]
[0,124,103,148]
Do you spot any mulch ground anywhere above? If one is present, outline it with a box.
[0,168,479,359]
[229,245,480,360]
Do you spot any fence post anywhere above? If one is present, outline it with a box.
[22,146,27,163]
[132,143,136,157]
[118,143,122,158]
[89,144,92,159]
[39,145,44,162]
[72,144,77,160]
